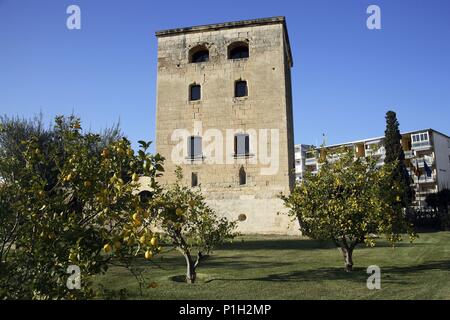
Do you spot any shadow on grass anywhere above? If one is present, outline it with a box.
[218,239,335,250]
[203,260,450,285]
[119,254,295,270]
[218,238,418,251]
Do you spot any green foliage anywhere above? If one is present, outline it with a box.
[0,115,164,299]
[425,189,450,229]
[383,111,414,207]
[281,147,415,271]
[153,166,237,283]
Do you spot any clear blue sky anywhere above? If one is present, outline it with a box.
[1,0,450,151]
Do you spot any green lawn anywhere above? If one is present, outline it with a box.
[94,232,450,299]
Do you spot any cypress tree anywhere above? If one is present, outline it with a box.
[384,111,414,207]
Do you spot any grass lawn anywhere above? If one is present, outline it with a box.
[94,231,450,299]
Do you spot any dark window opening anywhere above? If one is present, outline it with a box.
[190,84,201,101]
[191,172,198,187]
[190,47,209,63]
[235,80,248,97]
[234,133,250,157]
[138,190,153,203]
[229,43,249,59]
[188,136,202,159]
[239,167,246,185]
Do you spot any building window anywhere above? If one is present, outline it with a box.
[239,166,246,185]
[228,42,249,60]
[138,190,153,202]
[412,132,429,143]
[191,172,198,187]
[234,133,250,157]
[190,84,201,101]
[189,45,209,63]
[188,136,202,159]
[235,80,248,97]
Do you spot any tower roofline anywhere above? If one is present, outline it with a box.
[155,16,293,67]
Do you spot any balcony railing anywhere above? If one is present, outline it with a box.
[404,150,414,159]
[305,158,318,165]
[412,141,432,150]
[412,174,436,184]
[413,156,434,168]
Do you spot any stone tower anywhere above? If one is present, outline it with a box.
[155,17,297,234]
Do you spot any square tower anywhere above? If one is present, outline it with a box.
[155,17,297,234]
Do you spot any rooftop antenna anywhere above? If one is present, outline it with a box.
[322,133,327,146]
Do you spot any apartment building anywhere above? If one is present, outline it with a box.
[294,144,315,182]
[295,129,450,207]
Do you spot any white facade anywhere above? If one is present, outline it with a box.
[294,144,315,182]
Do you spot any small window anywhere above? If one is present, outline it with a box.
[228,42,249,60]
[191,172,198,187]
[239,167,246,185]
[413,132,429,143]
[138,190,153,202]
[234,133,250,157]
[235,80,248,97]
[420,133,429,141]
[190,84,201,101]
[188,136,202,159]
[189,46,209,63]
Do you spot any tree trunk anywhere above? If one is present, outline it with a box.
[341,247,354,272]
[183,252,197,284]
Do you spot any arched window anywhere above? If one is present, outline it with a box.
[239,166,246,185]
[228,42,249,60]
[235,80,248,97]
[189,45,209,63]
[190,84,201,101]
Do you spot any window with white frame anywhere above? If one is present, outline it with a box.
[412,132,429,143]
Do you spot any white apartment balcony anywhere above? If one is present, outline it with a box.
[413,156,435,168]
[404,150,414,159]
[412,140,432,151]
[415,188,438,196]
[305,157,318,166]
[412,174,436,184]
[364,148,385,158]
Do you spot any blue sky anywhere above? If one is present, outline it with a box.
[1,0,449,151]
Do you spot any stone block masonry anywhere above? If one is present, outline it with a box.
[154,17,298,235]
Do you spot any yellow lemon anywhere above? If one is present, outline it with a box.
[144,250,153,260]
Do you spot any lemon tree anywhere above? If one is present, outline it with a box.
[153,167,237,283]
[0,116,164,299]
[281,147,415,272]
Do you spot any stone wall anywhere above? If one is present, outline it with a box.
[155,18,297,235]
